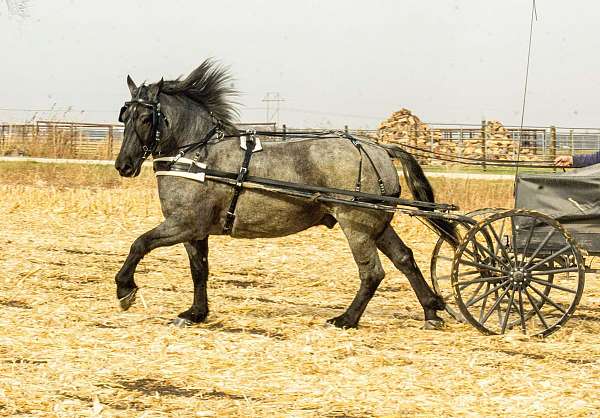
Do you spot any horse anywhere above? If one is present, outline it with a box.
[114,59,456,329]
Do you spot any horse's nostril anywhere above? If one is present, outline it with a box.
[116,162,134,176]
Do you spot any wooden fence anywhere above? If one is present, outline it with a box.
[1,120,600,166]
[0,121,277,160]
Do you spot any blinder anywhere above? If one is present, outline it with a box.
[118,105,127,123]
[118,98,168,159]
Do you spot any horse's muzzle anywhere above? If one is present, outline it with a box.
[115,159,141,177]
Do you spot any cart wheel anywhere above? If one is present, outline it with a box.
[452,209,585,337]
[430,208,506,322]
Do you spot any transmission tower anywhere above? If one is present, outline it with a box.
[262,92,285,125]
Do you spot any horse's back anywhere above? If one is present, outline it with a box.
[212,137,399,196]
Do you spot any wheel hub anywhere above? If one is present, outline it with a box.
[510,268,530,289]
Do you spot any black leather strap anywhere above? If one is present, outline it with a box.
[223,138,256,233]
[345,134,386,195]
[152,162,451,210]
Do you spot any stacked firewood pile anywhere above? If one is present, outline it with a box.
[377,109,540,165]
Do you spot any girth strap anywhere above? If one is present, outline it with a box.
[223,137,256,233]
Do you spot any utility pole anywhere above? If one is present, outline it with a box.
[262,92,285,125]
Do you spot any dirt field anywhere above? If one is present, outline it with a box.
[0,163,599,417]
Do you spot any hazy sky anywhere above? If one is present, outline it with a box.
[1,1,599,129]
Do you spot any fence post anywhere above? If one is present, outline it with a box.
[79,127,83,158]
[282,124,287,141]
[344,125,349,135]
[550,126,557,173]
[480,119,487,171]
[52,123,57,156]
[107,126,114,159]
[459,126,463,160]
[569,129,574,156]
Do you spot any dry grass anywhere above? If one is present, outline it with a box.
[0,163,598,417]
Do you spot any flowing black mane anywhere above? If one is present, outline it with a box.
[161,59,239,133]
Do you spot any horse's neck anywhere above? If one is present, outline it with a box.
[163,96,212,154]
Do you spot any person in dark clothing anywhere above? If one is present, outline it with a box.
[555,151,600,168]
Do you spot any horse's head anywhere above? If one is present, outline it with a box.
[115,76,166,177]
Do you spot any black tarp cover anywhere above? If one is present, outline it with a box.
[514,164,600,252]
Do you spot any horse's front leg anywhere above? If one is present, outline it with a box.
[115,217,199,310]
[172,238,209,327]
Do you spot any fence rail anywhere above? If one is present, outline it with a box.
[1,121,600,168]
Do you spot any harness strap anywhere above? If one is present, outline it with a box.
[361,145,387,195]
[355,154,363,192]
[345,134,386,195]
[223,137,256,234]
[151,161,456,211]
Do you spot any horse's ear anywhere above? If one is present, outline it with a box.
[127,75,137,96]
[148,78,163,101]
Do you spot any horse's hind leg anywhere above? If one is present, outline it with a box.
[376,224,445,328]
[172,238,210,327]
[327,217,385,329]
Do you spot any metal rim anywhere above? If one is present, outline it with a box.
[451,209,585,337]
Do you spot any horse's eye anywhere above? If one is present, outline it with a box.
[141,115,152,124]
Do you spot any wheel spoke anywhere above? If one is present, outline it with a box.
[526,245,573,272]
[461,247,482,263]
[456,275,510,287]
[480,285,511,325]
[529,266,579,275]
[486,223,513,267]
[471,239,511,269]
[529,284,568,314]
[458,258,507,274]
[518,288,527,334]
[437,269,480,282]
[493,217,507,258]
[478,282,491,322]
[511,216,519,267]
[524,288,550,329]
[523,229,556,268]
[465,282,486,306]
[465,279,510,307]
[519,221,537,268]
[530,277,577,294]
[501,286,517,333]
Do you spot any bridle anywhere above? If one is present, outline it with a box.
[118,98,168,160]
[118,97,224,163]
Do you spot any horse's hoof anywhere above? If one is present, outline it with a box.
[170,317,195,328]
[118,288,138,311]
[326,315,358,329]
[422,319,445,330]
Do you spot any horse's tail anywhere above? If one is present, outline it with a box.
[382,144,459,246]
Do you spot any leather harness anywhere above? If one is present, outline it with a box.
[153,133,259,234]
[119,97,388,235]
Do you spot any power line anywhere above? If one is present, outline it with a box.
[0,107,116,113]
[261,92,285,124]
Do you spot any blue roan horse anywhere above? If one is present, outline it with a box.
[114,60,455,329]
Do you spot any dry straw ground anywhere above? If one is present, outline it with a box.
[0,163,599,417]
